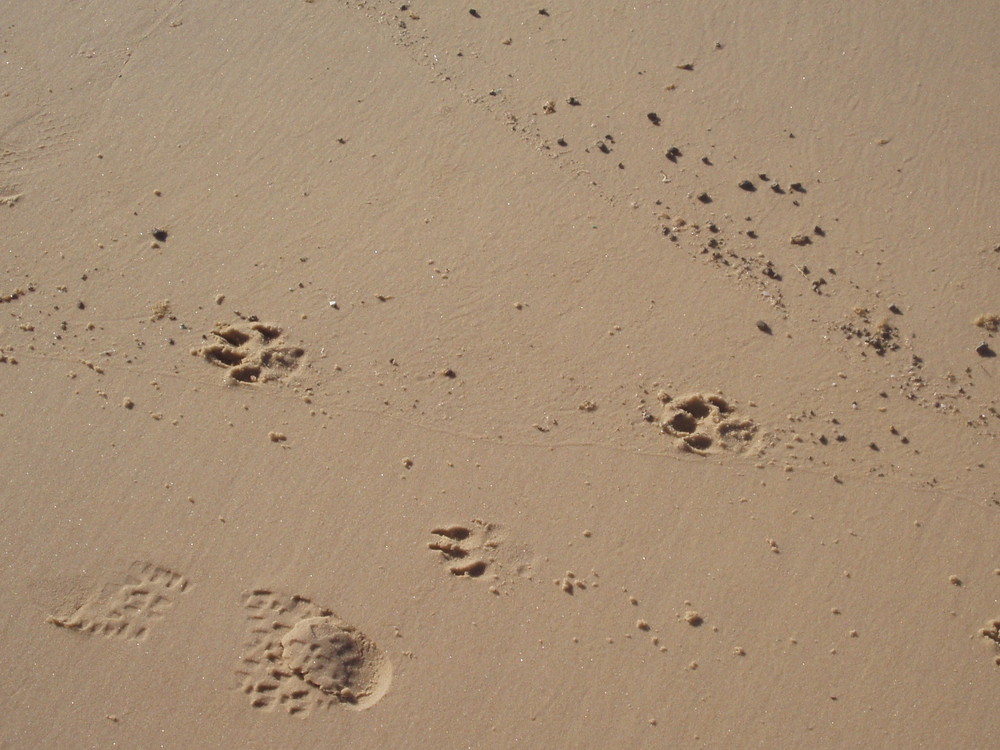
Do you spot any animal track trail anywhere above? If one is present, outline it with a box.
[0,109,78,201]
[192,322,305,384]
[237,589,391,716]
[46,561,189,641]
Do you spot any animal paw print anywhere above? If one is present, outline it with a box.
[192,322,304,383]
[427,521,502,578]
[46,561,189,640]
[980,619,1000,666]
[657,392,758,454]
[237,590,391,716]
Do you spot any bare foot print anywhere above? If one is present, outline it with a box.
[46,561,189,641]
[236,589,391,716]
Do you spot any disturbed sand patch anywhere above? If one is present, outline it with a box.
[237,590,390,715]
[46,561,189,641]
[192,322,304,384]
[657,392,760,455]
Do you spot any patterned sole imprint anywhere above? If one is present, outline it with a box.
[46,561,189,640]
[237,589,391,716]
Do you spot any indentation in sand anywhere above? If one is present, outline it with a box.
[237,590,391,715]
[658,392,759,454]
[46,561,189,641]
[192,322,304,384]
[428,521,533,592]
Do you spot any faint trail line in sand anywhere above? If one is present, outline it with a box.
[89,0,188,137]
[11,353,994,512]
[329,1,944,330]
[335,0,622,207]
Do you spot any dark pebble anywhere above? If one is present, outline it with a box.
[790,182,806,193]
[739,180,756,192]
[976,342,995,357]
[152,228,168,242]
[888,304,901,314]
[756,320,772,334]
[557,138,567,147]
[538,8,549,15]
[647,112,661,126]
[469,8,480,18]
[814,225,825,236]
[697,192,712,204]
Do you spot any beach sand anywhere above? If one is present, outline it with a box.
[1,1,998,747]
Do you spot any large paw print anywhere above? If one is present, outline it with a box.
[192,322,304,383]
[658,392,758,454]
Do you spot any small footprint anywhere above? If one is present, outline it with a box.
[46,561,189,640]
[236,589,391,716]
[192,322,304,383]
